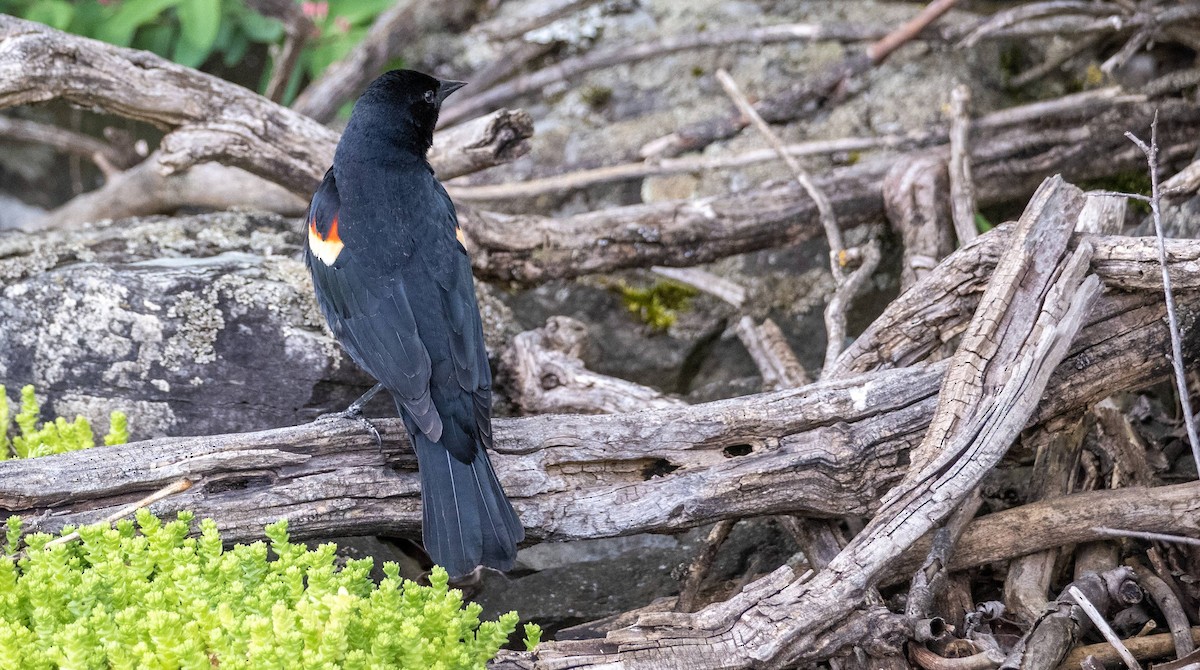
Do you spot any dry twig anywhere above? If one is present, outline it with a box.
[1067,585,1143,670]
[439,21,897,128]
[948,84,977,246]
[823,239,882,373]
[714,68,843,272]
[1090,527,1200,547]
[1125,115,1200,476]
[41,478,193,549]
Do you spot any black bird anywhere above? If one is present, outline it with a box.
[303,69,523,578]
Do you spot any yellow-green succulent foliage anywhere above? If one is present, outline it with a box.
[0,511,539,669]
[0,384,128,460]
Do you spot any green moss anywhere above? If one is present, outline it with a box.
[580,85,613,109]
[616,279,699,331]
[0,511,537,669]
[0,385,129,460]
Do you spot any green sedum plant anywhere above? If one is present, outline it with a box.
[616,279,699,331]
[0,511,539,669]
[0,384,128,460]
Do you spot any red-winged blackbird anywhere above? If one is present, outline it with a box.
[304,70,523,578]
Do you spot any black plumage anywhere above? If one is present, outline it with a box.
[303,70,523,577]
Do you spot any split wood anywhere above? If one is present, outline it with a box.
[8,178,1190,666]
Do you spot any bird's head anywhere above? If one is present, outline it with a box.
[339,69,466,161]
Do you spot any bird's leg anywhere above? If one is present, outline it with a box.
[319,383,385,446]
[344,383,384,416]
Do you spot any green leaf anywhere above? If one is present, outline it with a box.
[94,0,184,47]
[327,0,393,26]
[23,0,75,30]
[172,31,210,68]
[221,29,249,67]
[175,0,221,66]
[235,4,284,43]
[132,21,177,58]
[305,26,367,79]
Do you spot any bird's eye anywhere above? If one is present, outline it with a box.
[424,89,436,104]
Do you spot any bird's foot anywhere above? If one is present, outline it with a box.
[316,384,386,446]
[318,407,382,447]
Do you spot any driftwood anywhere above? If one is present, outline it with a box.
[489,175,1100,668]
[1002,568,1143,670]
[0,16,533,227]
[3,178,1196,666]
[1,233,1195,541]
[461,91,1200,284]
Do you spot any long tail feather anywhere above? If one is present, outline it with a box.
[410,430,522,577]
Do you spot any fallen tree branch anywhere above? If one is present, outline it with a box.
[0,237,1193,546]
[0,113,137,172]
[36,108,531,229]
[640,0,960,158]
[883,154,954,291]
[438,21,902,128]
[0,16,532,226]
[500,316,685,414]
[461,95,1200,284]
[0,15,335,194]
[884,481,1200,587]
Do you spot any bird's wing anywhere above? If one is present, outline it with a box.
[304,169,442,440]
[426,180,494,453]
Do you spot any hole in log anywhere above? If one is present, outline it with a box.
[641,458,680,480]
[722,444,753,458]
[200,472,276,494]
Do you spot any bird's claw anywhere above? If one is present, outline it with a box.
[318,407,383,447]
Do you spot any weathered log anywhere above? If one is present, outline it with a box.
[462,94,1200,284]
[5,184,1198,669]
[2,213,1197,524]
[0,15,533,226]
[489,176,1104,668]
[500,316,685,415]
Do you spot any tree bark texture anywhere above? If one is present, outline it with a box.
[0,15,534,227]
[3,178,1197,666]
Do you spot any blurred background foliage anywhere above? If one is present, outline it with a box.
[0,0,393,106]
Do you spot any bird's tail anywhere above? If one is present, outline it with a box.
[410,430,524,578]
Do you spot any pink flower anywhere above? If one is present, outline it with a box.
[301,1,328,20]
[333,16,351,33]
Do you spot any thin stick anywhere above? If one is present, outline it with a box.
[675,519,736,613]
[651,267,747,309]
[1125,113,1200,476]
[447,133,920,201]
[42,478,193,549]
[1091,527,1200,547]
[1067,585,1143,670]
[867,0,959,64]
[823,239,882,374]
[948,84,978,246]
[439,22,890,128]
[714,68,843,276]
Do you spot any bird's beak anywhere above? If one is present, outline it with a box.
[437,80,467,104]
